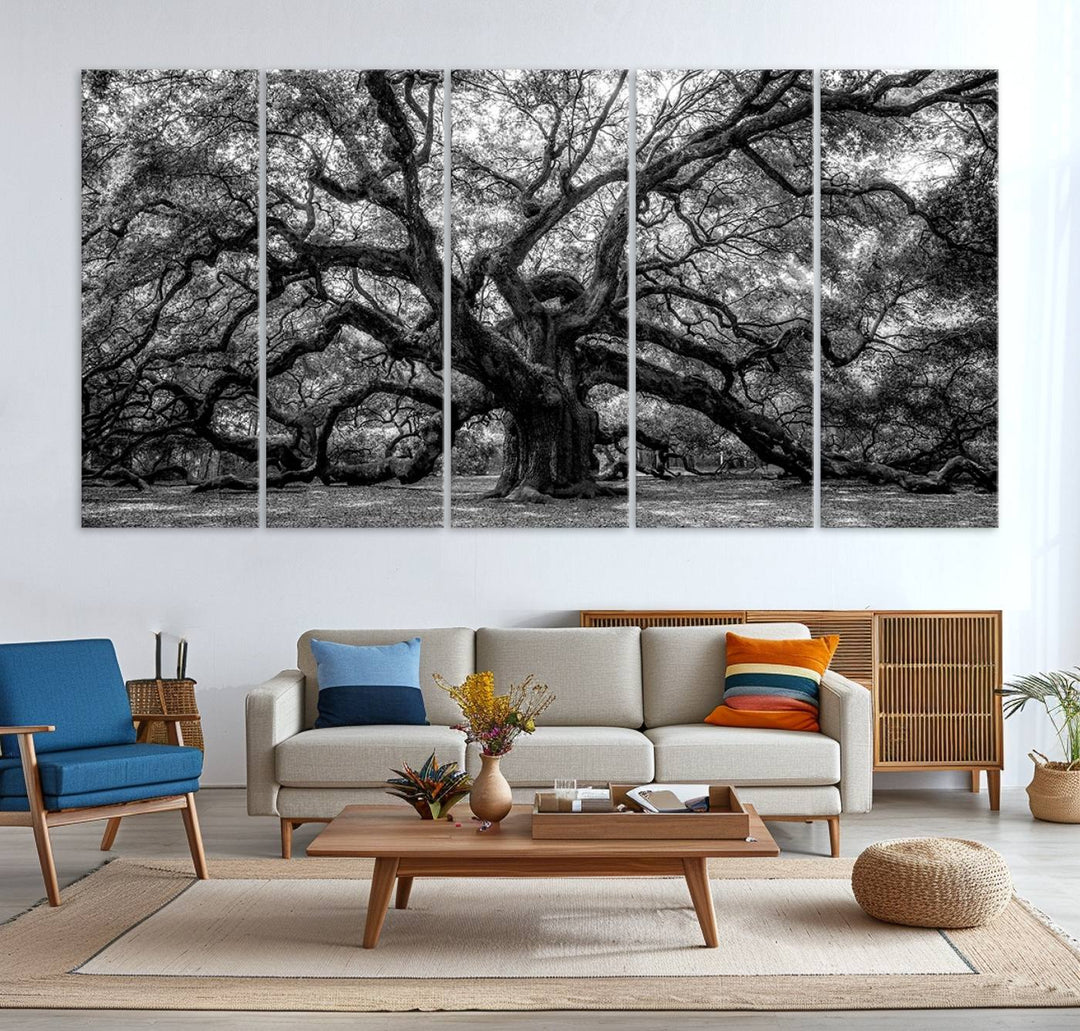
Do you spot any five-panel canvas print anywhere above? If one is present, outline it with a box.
[81,69,998,529]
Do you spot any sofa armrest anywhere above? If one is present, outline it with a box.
[819,669,873,813]
[245,669,304,817]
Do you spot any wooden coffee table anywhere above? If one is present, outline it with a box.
[307,803,779,949]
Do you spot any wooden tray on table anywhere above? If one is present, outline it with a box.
[531,784,752,840]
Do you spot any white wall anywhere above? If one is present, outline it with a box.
[1,0,1076,788]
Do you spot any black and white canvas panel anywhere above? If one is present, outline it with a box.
[265,70,445,527]
[81,70,259,527]
[820,70,999,528]
[450,70,630,528]
[635,71,814,528]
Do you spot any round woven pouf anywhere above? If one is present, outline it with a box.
[852,837,1013,928]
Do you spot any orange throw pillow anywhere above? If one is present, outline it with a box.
[704,633,839,733]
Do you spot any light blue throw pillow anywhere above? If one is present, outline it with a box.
[310,637,428,728]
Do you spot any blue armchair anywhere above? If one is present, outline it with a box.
[0,639,208,905]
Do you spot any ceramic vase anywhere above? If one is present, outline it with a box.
[469,752,513,824]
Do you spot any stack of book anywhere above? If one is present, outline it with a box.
[534,787,613,813]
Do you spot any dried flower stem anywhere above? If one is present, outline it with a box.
[434,670,555,756]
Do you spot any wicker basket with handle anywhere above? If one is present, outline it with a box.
[125,678,203,751]
[1026,750,1080,823]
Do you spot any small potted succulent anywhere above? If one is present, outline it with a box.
[385,751,472,820]
[1000,668,1080,823]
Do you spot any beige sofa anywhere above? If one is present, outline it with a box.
[246,624,872,857]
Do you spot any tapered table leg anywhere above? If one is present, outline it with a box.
[395,875,414,910]
[682,856,719,948]
[363,857,400,948]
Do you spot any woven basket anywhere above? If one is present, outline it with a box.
[852,837,1012,928]
[1027,750,1080,823]
[125,678,203,751]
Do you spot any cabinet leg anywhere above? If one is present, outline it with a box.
[987,769,1001,811]
[970,769,981,793]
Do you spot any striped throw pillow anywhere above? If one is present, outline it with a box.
[704,633,839,733]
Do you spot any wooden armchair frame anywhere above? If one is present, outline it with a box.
[0,716,208,906]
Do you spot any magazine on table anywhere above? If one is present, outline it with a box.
[626,784,710,813]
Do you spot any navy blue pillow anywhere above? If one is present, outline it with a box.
[310,638,428,728]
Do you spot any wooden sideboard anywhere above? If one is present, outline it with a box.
[580,609,1004,809]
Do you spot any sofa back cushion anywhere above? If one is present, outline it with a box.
[0,639,136,756]
[475,627,642,728]
[641,623,811,728]
[297,629,474,728]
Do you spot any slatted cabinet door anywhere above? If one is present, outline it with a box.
[745,610,874,689]
[874,612,1002,770]
[579,611,746,629]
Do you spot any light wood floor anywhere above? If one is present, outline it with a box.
[1,787,1077,1030]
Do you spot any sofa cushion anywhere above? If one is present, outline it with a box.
[276,725,467,788]
[731,784,842,817]
[641,623,811,728]
[0,743,202,799]
[0,777,202,813]
[475,627,643,728]
[466,726,654,786]
[310,637,428,729]
[0,639,136,756]
[645,724,840,785]
[298,629,474,729]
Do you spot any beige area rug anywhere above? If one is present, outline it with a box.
[76,877,973,978]
[1,857,1078,1011]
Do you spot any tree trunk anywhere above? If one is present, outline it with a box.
[397,421,443,485]
[191,474,257,493]
[485,392,606,503]
[822,453,996,493]
[481,316,618,502]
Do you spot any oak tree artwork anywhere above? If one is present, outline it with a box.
[80,67,998,530]
[265,69,444,527]
[635,70,813,527]
[821,70,998,527]
[450,69,630,527]
[81,70,259,527]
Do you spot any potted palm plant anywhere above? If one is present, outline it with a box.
[1000,668,1080,823]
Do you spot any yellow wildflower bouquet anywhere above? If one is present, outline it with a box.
[434,670,554,757]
